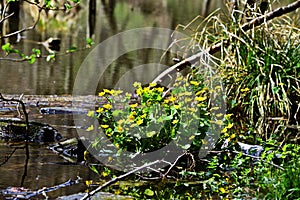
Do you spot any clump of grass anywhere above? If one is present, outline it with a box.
[175,1,300,142]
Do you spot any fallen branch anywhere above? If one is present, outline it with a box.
[81,160,161,200]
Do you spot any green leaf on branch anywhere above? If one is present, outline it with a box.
[2,43,19,55]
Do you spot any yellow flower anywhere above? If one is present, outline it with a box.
[136,88,143,96]
[96,107,103,113]
[173,104,181,109]
[149,82,157,87]
[103,89,111,94]
[103,103,112,110]
[241,87,250,92]
[85,180,93,186]
[169,96,177,102]
[86,125,94,131]
[100,124,109,129]
[210,106,220,111]
[221,127,227,133]
[184,91,192,96]
[227,123,234,129]
[140,113,147,118]
[172,119,179,124]
[133,82,141,87]
[130,103,138,108]
[195,96,207,102]
[117,126,123,132]
[189,135,195,140]
[114,190,122,195]
[155,87,164,93]
[190,81,199,86]
[136,119,144,125]
[98,91,105,96]
[87,110,94,117]
[113,89,123,96]
[101,171,109,177]
[176,76,183,81]
[115,143,120,148]
[225,114,233,119]
[219,187,227,194]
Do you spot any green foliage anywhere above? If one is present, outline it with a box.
[88,75,213,154]
[84,1,299,199]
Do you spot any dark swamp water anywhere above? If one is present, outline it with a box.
[0,1,226,198]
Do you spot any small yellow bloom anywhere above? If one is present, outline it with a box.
[100,124,109,129]
[149,82,157,87]
[98,91,105,96]
[130,103,138,108]
[115,143,120,148]
[227,123,234,129]
[85,180,93,186]
[87,110,94,117]
[241,87,250,92]
[114,190,122,195]
[168,96,177,102]
[230,133,236,139]
[133,82,141,87]
[136,88,142,96]
[195,96,207,102]
[103,89,111,94]
[173,104,181,109]
[190,81,199,86]
[117,126,123,132]
[103,104,112,110]
[221,127,227,133]
[176,76,183,81]
[101,171,109,177]
[86,125,94,131]
[184,91,192,96]
[225,114,233,119]
[172,119,179,124]
[155,87,164,93]
[113,89,123,96]
[189,135,195,140]
[136,119,144,125]
[96,107,103,113]
[219,187,227,194]
[140,113,147,118]
[210,106,220,111]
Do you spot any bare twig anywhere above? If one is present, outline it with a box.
[81,160,161,200]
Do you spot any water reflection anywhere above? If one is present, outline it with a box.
[0,0,224,95]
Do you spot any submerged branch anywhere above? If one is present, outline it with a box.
[81,160,161,200]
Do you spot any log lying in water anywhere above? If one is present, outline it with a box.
[0,118,62,143]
